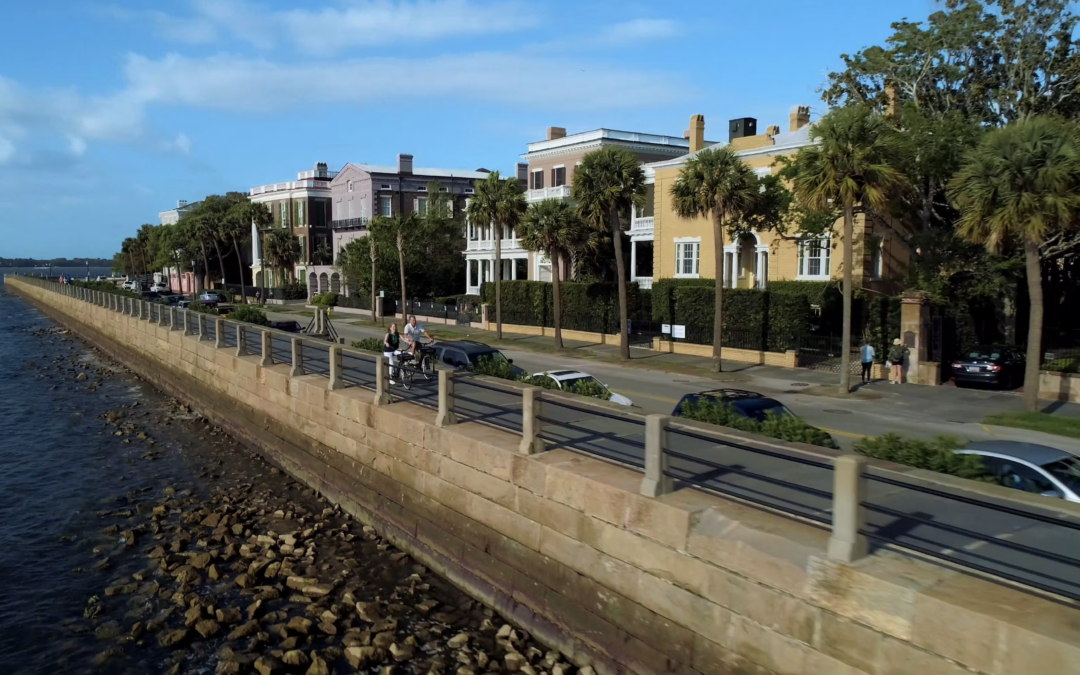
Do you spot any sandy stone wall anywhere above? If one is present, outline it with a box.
[10,276,1079,675]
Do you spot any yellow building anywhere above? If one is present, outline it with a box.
[641,108,910,294]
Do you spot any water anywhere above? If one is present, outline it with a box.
[1,266,116,281]
[0,276,554,675]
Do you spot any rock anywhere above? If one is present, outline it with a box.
[76,372,87,381]
[302,584,332,598]
[317,622,336,635]
[246,600,263,620]
[234,574,251,589]
[216,607,242,624]
[552,664,572,675]
[208,564,221,581]
[286,616,312,635]
[227,620,259,640]
[476,652,490,669]
[306,653,329,675]
[283,650,309,667]
[345,646,378,669]
[149,546,166,559]
[496,625,512,640]
[319,610,338,624]
[504,653,526,672]
[416,598,439,614]
[93,647,123,666]
[390,643,415,662]
[254,655,285,675]
[195,619,221,639]
[457,668,476,675]
[190,552,212,569]
[157,628,189,648]
[578,668,595,675]
[286,576,318,590]
[519,666,537,675]
[216,660,242,674]
[201,513,222,528]
[448,633,470,649]
[94,621,122,640]
[130,622,145,640]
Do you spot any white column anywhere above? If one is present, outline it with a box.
[511,259,517,280]
[630,241,638,282]
[466,259,472,292]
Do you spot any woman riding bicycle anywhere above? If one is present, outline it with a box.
[383,322,411,384]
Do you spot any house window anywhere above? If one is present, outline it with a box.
[381,184,391,190]
[296,201,305,226]
[552,166,565,187]
[870,236,883,279]
[279,202,288,228]
[380,196,392,217]
[674,239,700,278]
[531,169,544,190]
[798,236,831,279]
[348,180,354,192]
[417,197,428,215]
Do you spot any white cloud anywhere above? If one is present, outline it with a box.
[599,19,679,42]
[0,135,14,165]
[97,4,218,45]
[168,133,193,154]
[68,135,88,156]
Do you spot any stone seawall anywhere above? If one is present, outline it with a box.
[10,277,1079,675]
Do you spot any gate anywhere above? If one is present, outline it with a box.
[628,319,664,349]
[792,334,861,375]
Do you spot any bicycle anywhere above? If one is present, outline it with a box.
[387,351,414,390]
[414,338,437,380]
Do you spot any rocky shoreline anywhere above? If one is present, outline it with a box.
[43,327,582,675]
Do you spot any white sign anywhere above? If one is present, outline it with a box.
[672,325,686,339]
[662,324,671,334]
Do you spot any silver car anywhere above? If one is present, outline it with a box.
[958,441,1080,502]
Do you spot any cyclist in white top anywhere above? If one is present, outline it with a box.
[404,315,431,356]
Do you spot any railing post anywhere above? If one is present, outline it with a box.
[197,313,208,340]
[328,345,343,390]
[435,369,457,427]
[169,307,178,329]
[641,415,673,497]
[519,386,544,455]
[827,455,869,564]
[290,337,305,377]
[183,309,193,336]
[260,330,273,367]
[214,319,226,348]
[373,355,392,405]
[235,324,247,356]
[159,304,168,326]
[140,300,148,320]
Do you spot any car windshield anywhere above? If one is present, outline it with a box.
[965,348,1004,360]
[1042,456,1080,493]
[469,351,507,364]
[730,398,794,422]
[558,376,604,390]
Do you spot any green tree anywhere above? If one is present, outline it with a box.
[519,199,589,348]
[224,199,267,302]
[572,147,647,360]
[467,171,526,340]
[788,105,906,394]
[263,228,300,288]
[949,116,1080,411]
[670,147,762,372]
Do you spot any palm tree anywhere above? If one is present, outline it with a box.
[949,116,1080,412]
[670,147,762,373]
[263,228,300,290]
[224,200,266,302]
[519,200,588,348]
[467,170,526,340]
[572,147,647,360]
[121,238,137,277]
[378,214,418,320]
[788,105,905,394]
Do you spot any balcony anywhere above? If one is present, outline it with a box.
[332,217,370,230]
[632,277,653,290]
[629,216,654,240]
[466,238,523,252]
[249,179,332,196]
[525,185,572,202]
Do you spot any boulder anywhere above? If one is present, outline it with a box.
[227,620,259,640]
[306,653,329,675]
[93,647,123,666]
[286,616,312,635]
[254,655,285,675]
[190,553,212,570]
[345,646,378,669]
[317,622,336,635]
[286,576,318,591]
[282,649,309,667]
[208,564,221,581]
[195,619,221,639]
[389,643,415,662]
[216,607,242,624]
[504,653,526,672]
[184,606,203,627]
[201,513,222,528]
[448,633,470,649]
[157,628,190,648]
[94,621,122,641]
[302,584,332,598]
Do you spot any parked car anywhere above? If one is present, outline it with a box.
[199,291,228,304]
[177,300,192,309]
[157,294,185,306]
[530,370,633,406]
[959,441,1080,502]
[139,291,161,300]
[672,389,796,421]
[122,279,141,291]
[149,282,168,293]
[433,340,526,377]
[950,346,1025,389]
[268,320,303,333]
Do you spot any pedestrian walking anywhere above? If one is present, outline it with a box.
[860,340,876,384]
[254,289,262,305]
[887,338,908,384]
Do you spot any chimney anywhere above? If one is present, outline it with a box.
[789,105,811,132]
[398,153,413,174]
[766,125,780,138]
[884,80,901,118]
[689,114,705,153]
[516,163,529,182]
[315,162,328,178]
[728,117,757,142]
[683,129,690,138]
[546,127,566,141]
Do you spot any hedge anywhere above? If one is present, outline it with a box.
[677,397,837,448]
[479,280,651,335]
[853,434,992,481]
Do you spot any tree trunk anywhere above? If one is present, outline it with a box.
[611,207,629,360]
[370,237,379,324]
[494,218,503,340]
[397,231,407,322]
[552,251,563,349]
[1023,239,1044,413]
[198,240,210,293]
[840,202,854,395]
[711,208,727,372]
[231,236,247,303]
[212,238,227,290]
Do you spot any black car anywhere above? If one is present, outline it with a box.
[140,290,161,300]
[157,294,185,306]
[268,320,302,333]
[432,340,526,377]
[950,346,1025,389]
[672,389,795,421]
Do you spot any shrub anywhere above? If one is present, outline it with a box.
[1044,356,1080,374]
[476,362,612,402]
[677,398,838,449]
[189,301,219,315]
[351,337,383,352]
[312,292,339,307]
[276,279,307,300]
[227,304,268,325]
[479,280,650,334]
[853,433,991,480]
[339,293,371,310]
[468,355,519,380]
[70,279,141,299]
[567,379,612,401]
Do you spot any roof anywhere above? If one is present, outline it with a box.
[644,123,816,172]
[963,441,1073,466]
[342,163,492,180]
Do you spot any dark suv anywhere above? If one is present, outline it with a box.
[433,340,526,377]
[672,389,796,421]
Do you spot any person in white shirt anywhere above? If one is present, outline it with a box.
[403,315,431,357]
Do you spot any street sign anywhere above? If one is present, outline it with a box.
[662,324,671,334]
[672,325,686,339]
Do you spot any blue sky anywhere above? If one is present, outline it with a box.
[0,0,946,258]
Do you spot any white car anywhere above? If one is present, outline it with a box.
[959,441,1080,502]
[122,279,141,291]
[530,370,633,406]
[149,283,168,293]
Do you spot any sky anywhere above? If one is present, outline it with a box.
[0,0,947,258]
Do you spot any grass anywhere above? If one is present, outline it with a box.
[983,411,1080,441]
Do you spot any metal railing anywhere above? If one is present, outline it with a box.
[16,272,1080,605]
